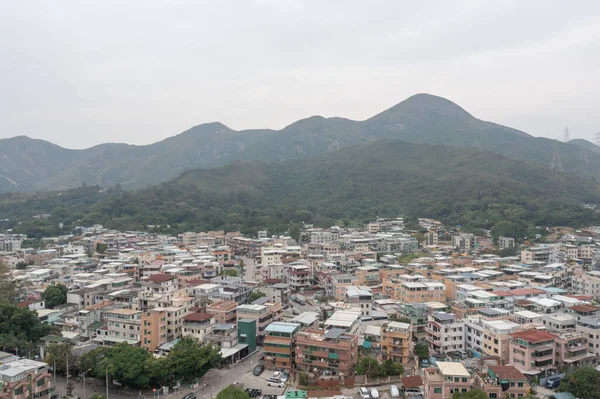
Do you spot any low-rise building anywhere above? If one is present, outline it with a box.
[206,301,237,324]
[426,312,465,355]
[509,329,557,376]
[424,362,470,399]
[473,365,530,399]
[0,358,51,399]
[263,322,301,370]
[379,321,412,365]
[182,312,215,344]
[295,328,358,377]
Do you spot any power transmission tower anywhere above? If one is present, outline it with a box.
[550,145,564,172]
[594,132,600,147]
[563,127,571,142]
[581,149,589,164]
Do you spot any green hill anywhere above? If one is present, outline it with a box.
[1,94,599,192]
[2,139,598,239]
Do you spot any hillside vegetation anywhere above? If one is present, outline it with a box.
[1,140,598,239]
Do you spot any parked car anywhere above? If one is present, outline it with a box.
[546,376,562,389]
[266,378,285,388]
[390,385,400,398]
[271,371,282,380]
[370,388,379,399]
[182,394,196,399]
[359,387,370,399]
[421,359,429,368]
[281,370,290,383]
[253,365,264,376]
[245,389,262,398]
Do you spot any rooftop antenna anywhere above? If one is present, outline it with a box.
[563,127,571,142]
[594,132,600,147]
[550,145,564,172]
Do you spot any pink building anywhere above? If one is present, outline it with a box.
[509,329,557,377]
[424,362,470,399]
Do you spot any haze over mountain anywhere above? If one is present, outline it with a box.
[0,93,598,193]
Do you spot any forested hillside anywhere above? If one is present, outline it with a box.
[1,140,598,239]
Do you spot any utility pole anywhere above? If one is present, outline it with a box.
[106,372,109,399]
[83,369,91,399]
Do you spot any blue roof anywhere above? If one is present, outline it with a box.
[539,287,568,293]
[265,322,301,333]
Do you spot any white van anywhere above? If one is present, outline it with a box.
[390,385,400,398]
[370,388,379,399]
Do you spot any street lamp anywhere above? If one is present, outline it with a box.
[83,368,92,399]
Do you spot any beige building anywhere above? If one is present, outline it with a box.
[424,362,470,399]
[141,309,167,352]
[207,301,237,324]
[379,321,412,365]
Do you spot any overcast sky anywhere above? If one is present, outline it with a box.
[1,1,599,148]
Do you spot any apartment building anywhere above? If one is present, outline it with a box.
[237,303,283,343]
[142,273,179,295]
[356,266,381,286]
[295,328,359,377]
[498,236,515,250]
[332,274,359,301]
[103,308,142,345]
[286,264,311,291]
[520,247,550,263]
[426,312,465,355]
[182,312,216,344]
[345,287,372,317]
[262,283,292,305]
[424,362,471,399]
[263,322,301,369]
[141,309,167,352]
[384,279,445,304]
[576,316,600,358]
[509,329,557,376]
[481,319,521,363]
[0,358,51,399]
[572,269,600,299]
[473,365,530,399]
[379,321,412,365]
[424,231,439,246]
[163,306,189,341]
[451,234,477,251]
[206,301,237,324]
[554,331,594,369]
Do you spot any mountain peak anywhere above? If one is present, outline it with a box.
[370,93,473,122]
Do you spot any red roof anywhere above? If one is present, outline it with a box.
[400,376,423,388]
[147,273,176,283]
[510,329,556,343]
[568,295,594,301]
[490,291,514,296]
[569,304,600,313]
[515,299,534,306]
[264,279,283,284]
[16,301,33,308]
[489,365,527,381]
[184,313,214,322]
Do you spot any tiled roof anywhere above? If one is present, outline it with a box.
[184,313,214,322]
[147,273,175,283]
[489,365,527,381]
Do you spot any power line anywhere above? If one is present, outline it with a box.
[563,127,571,142]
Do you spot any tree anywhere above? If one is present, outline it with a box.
[89,395,105,399]
[415,342,429,360]
[0,301,56,352]
[163,338,221,384]
[248,291,266,303]
[0,262,19,302]
[559,366,600,399]
[381,359,404,376]
[299,372,309,387]
[44,343,75,375]
[106,343,153,388]
[215,386,250,399]
[451,390,487,399]
[96,243,108,254]
[42,284,68,308]
[355,356,381,378]
[221,269,238,277]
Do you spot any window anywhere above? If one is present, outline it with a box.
[462,378,468,383]
[37,378,45,387]
[454,377,459,382]
[434,388,442,394]
[518,383,523,387]
[489,394,497,399]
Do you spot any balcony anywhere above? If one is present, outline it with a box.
[425,327,441,337]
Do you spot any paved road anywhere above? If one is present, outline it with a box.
[54,376,136,399]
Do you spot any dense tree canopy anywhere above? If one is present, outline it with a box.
[78,339,221,389]
[451,390,487,399]
[248,291,266,303]
[0,301,56,352]
[559,367,600,399]
[415,342,429,360]
[355,357,404,378]
[42,284,68,308]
